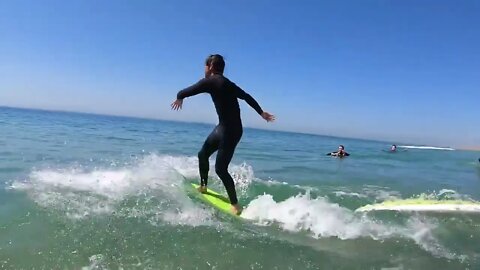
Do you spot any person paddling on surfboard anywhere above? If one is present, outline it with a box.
[171,54,275,215]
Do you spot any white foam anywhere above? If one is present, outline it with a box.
[414,189,474,201]
[241,193,391,239]
[406,216,456,260]
[241,192,456,259]
[81,254,106,270]
[357,204,480,213]
[161,206,215,227]
[333,191,366,198]
[10,154,256,225]
[437,189,457,196]
[399,145,455,151]
[361,185,401,201]
[264,179,289,186]
[229,162,256,195]
[28,169,133,198]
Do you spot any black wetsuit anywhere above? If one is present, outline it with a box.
[327,151,350,157]
[177,74,263,204]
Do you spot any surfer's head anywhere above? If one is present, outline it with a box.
[336,145,348,157]
[205,54,225,77]
[391,144,397,151]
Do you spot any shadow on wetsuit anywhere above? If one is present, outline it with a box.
[177,74,263,205]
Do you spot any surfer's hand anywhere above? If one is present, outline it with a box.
[171,99,183,110]
[261,112,275,122]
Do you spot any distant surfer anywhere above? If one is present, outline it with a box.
[327,145,350,157]
[390,144,397,152]
[171,54,275,215]
[387,144,408,153]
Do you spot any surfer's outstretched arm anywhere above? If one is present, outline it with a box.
[177,78,211,99]
[171,78,211,110]
[235,85,275,122]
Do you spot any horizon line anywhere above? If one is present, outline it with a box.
[1,105,467,149]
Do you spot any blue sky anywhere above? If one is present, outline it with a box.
[0,0,479,147]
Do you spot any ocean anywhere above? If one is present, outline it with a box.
[1,106,479,269]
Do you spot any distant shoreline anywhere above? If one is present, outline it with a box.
[459,147,480,152]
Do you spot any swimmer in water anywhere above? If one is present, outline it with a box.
[327,145,350,157]
[390,144,397,152]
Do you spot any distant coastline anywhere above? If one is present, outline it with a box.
[459,147,480,152]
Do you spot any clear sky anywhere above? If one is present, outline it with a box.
[0,0,479,147]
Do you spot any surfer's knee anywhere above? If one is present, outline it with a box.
[198,150,206,160]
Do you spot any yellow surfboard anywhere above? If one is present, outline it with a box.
[191,183,242,217]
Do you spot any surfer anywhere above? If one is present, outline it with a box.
[171,54,275,215]
[327,145,350,157]
[390,144,397,152]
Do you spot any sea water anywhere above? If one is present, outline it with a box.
[1,107,479,269]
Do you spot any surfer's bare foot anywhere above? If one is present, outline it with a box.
[197,185,207,193]
[231,204,242,215]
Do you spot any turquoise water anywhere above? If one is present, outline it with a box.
[1,106,480,269]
